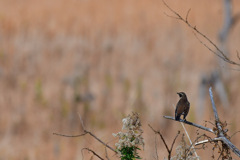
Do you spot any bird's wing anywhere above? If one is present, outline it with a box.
[175,102,179,117]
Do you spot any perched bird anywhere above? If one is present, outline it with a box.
[175,92,190,121]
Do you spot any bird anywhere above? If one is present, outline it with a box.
[175,92,190,121]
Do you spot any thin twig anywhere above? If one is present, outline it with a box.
[78,112,86,130]
[195,139,210,146]
[105,147,110,160]
[162,0,240,66]
[53,132,87,137]
[205,120,215,126]
[195,135,216,146]
[185,9,191,22]
[170,130,180,152]
[148,124,170,152]
[154,135,159,160]
[193,32,225,60]
[217,149,222,160]
[77,114,117,153]
[148,124,179,160]
[82,148,104,160]
[53,114,117,153]
[186,134,210,157]
[88,131,116,153]
[230,131,240,139]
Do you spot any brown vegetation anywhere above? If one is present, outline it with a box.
[0,0,240,159]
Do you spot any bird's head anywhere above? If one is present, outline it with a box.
[177,92,186,98]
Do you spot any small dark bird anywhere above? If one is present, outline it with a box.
[175,92,190,121]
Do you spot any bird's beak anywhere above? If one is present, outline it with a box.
[177,92,182,97]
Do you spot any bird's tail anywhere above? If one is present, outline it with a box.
[175,115,180,120]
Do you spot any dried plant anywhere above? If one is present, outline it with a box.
[171,134,199,160]
[113,112,144,160]
[149,124,180,160]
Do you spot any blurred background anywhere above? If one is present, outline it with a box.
[0,0,240,159]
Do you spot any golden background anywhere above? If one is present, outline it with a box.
[0,0,240,159]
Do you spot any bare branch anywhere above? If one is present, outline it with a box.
[170,130,180,151]
[193,32,225,60]
[209,87,225,137]
[163,116,214,133]
[195,139,211,146]
[154,135,159,160]
[205,120,215,126]
[209,87,220,123]
[186,134,211,157]
[209,87,240,157]
[185,9,191,22]
[148,124,170,152]
[82,148,104,160]
[148,124,180,160]
[195,136,219,146]
[88,131,116,153]
[105,147,110,160]
[53,114,117,153]
[230,131,240,139]
[162,0,183,21]
[218,137,240,157]
[163,12,180,20]
[78,112,86,130]
[162,0,240,66]
[53,132,87,137]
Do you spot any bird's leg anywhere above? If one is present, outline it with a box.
[183,115,187,121]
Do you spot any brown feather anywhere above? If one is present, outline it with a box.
[175,92,190,121]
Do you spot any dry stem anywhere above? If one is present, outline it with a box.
[53,114,117,154]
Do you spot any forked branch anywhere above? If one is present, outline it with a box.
[162,0,240,66]
[209,87,240,157]
[148,124,180,160]
[53,114,117,154]
[81,148,104,160]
